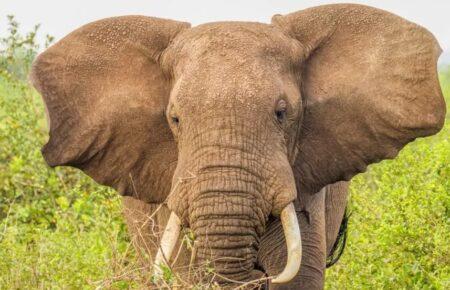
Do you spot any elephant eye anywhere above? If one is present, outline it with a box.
[275,109,286,122]
[275,99,288,123]
[167,102,180,126]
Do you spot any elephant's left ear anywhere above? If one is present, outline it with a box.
[273,4,446,193]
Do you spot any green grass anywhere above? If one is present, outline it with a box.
[0,70,449,289]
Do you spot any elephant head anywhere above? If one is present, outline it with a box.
[30,4,445,286]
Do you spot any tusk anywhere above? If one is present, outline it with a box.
[272,203,302,284]
[153,211,182,278]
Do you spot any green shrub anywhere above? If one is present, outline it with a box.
[0,15,53,81]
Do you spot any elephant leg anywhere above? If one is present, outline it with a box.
[325,181,349,263]
[121,197,190,271]
[258,189,326,290]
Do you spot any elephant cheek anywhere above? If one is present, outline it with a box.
[258,188,327,289]
[270,166,298,216]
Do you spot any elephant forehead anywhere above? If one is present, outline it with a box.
[165,21,303,76]
[178,22,297,56]
[172,69,284,113]
[166,22,302,111]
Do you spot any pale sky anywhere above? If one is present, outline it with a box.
[2,0,450,64]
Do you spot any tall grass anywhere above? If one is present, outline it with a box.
[0,17,449,289]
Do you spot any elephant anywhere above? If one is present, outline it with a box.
[30,4,446,289]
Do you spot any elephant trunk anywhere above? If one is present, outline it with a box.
[187,167,268,282]
[190,196,261,281]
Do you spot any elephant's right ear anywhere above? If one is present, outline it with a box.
[30,16,190,202]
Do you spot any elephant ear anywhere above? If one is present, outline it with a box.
[30,16,190,202]
[272,4,446,193]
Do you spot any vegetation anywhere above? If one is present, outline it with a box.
[0,17,449,289]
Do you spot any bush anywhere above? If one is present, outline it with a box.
[0,15,53,81]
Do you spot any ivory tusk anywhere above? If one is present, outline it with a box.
[272,203,302,284]
[153,211,182,278]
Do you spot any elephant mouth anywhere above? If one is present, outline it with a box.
[153,202,302,284]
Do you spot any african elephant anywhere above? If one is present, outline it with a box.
[30,4,445,289]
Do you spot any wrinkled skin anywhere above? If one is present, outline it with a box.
[30,4,445,289]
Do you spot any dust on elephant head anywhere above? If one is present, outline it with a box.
[30,3,445,287]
